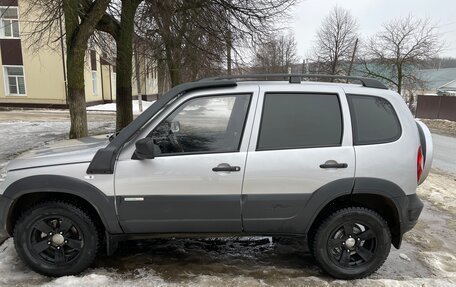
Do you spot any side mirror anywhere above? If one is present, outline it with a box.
[133,138,155,159]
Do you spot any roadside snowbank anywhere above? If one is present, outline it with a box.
[87,100,155,114]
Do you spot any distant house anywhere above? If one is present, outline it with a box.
[416,68,456,96]
[0,1,158,108]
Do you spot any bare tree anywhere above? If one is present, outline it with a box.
[95,0,143,130]
[313,6,358,75]
[136,0,296,87]
[360,15,443,95]
[253,33,299,73]
[22,0,111,138]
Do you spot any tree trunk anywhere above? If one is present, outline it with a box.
[331,55,338,75]
[67,49,89,138]
[165,44,181,87]
[63,0,110,138]
[115,0,141,130]
[397,66,402,94]
[63,0,88,138]
[168,64,181,87]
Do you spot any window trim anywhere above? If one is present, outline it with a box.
[140,93,253,158]
[3,65,27,96]
[256,92,344,151]
[346,94,402,146]
[0,6,20,39]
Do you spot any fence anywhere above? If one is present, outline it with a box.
[415,95,456,121]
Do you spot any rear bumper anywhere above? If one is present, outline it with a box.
[0,194,12,244]
[401,194,424,233]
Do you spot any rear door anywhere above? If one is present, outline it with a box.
[241,84,355,234]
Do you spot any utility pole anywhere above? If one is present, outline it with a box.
[226,30,232,75]
[347,38,359,76]
[58,11,68,105]
[134,42,143,112]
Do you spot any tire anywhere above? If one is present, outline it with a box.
[312,207,391,279]
[13,201,99,277]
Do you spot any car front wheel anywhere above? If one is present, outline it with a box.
[312,207,391,279]
[14,201,99,277]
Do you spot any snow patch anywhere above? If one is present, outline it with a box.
[87,100,155,114]
[42,274,112,287]
[418,172,456,215]
[418,251,456,278]
[399,253,411,262]
[0,239,45,286]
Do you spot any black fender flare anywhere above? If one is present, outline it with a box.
[302,178,355,234]
[351,177,410,248]
[303,177,407,247]
[2,175,123,234]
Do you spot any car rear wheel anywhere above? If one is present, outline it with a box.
[312,207,391,279]
[14,201,99,277]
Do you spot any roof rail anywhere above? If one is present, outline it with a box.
[200,74,388,90]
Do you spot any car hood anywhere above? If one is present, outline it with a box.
[7,135,110,171]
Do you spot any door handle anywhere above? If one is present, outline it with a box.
[320,161,348,169]
[212,164,241,172]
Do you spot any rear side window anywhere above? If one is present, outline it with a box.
[257,93,342,150]
[347,95,401,145]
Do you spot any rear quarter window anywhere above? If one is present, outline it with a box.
[347,94,402,145]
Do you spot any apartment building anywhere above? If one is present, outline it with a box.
[0,0,158,108]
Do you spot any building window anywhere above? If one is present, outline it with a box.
[4,66,26,95]
[0,7,20,38]
[92,71,98,95]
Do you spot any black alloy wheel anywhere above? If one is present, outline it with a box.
[14,201,99,277]
[29,215,84,265]
[312,207,391,279]
[327,221,377,268]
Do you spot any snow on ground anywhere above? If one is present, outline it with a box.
[1,236,456,287]
[87,100,155,114]
[0,121,114,176]
[418,170,456,215]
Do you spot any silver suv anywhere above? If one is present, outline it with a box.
[0,74,433,279]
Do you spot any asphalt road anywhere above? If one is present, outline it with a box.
[431,132,456,174]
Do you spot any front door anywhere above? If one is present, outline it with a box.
[115,92,255,233]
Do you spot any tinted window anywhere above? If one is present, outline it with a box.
[257,93,342,150]
[150,94,250,155]
[347,95,401,145]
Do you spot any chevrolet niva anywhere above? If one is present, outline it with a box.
[0,74,433,279]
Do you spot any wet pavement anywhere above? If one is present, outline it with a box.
[432,133,456,174]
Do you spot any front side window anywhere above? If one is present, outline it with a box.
[149,94,251,155]
[347,94,402,145]
[0,7,19,38]
[4,66,26,95]
[257,93,343,150]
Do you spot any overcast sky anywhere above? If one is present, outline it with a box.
[288,0,456,59]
